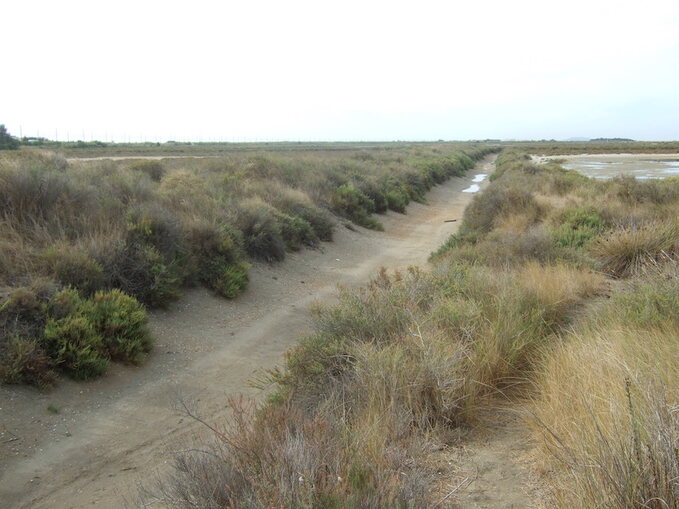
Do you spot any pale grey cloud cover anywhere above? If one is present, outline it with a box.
[3,0,679,141]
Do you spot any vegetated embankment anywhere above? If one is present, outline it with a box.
[148,150,678,508]
[0,144,495,387]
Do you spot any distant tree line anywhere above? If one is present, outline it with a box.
[590,137,635,142]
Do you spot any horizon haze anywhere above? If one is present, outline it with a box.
[3,0,679,142]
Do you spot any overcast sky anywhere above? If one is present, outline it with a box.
[3,0,679,141]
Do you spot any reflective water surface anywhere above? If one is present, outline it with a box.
[541,154,679,179]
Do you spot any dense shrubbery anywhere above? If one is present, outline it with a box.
[0,144,494,386]
[128,159,165,181]
[0,145,493,306]
[0,284,151,385]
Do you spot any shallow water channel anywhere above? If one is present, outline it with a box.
[463,173,487,192]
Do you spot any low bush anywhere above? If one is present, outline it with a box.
[588,221,679,277]
[461,184,544,236]
[85,289,152,363]
[237,200,287,262]
[331,184,383,230]
[550,206,604,248]
[104,241,183,307]
[187,222,249,298]
[1,283,152,384]
[276,211,318,251]
[42,313,109,380]
[0,336,54,386]
[128,160,165,182]
[44,247,106,296]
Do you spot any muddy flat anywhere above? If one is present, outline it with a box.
[0,156,495,508]
[534,153,679,179]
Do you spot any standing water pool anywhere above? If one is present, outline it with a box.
[535,154,679,179]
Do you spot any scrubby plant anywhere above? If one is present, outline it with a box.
[0,336,54,386]
[550,206,605,248]
[104,241,183,307]
[588,221,679,277]
[275,211,318,251]
[1,283,152,384]
[42,313,109,380]
[44,247,106,296]
[85,289,152,363]
[237,200,287,262]
[128,159,165,181]
[331,184,383,230]
[187,222,249,298]
[461,184,543,236]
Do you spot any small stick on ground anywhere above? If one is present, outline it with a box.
[433,476,473,508]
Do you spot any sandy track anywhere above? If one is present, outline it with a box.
[0,156,495,508]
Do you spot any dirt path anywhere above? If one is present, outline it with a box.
[0,156,496,508]
[431,404,543,509]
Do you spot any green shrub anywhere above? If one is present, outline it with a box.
[551,206,604,248]
[126,205,185,260]
[85,289,152,363]
[42,314,109,380]
[267,188,335,242]
[434,227,578,268]
[101,205,188,307]
[292,204,334,242]
[238,202,286,262]
[461,184,543,236]
[105,242,183,307]
[212,262,250,299]
[45,248,105,296]
[47,287,84,319]
[0,336,55,386]
[402,170,431,202]
[188,222,249,297]
[276,212,318,251]
[275,334,353,399]
[546,168,589,195]
[608,277,679,329]
[1,285,152,383]
[356,178,388,214]
[331,184,383,230]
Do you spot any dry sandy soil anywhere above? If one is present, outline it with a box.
[0,156,531,508]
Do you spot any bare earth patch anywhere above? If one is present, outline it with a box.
[428,402,545,509]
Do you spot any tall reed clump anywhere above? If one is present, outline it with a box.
[531,314,678,508]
